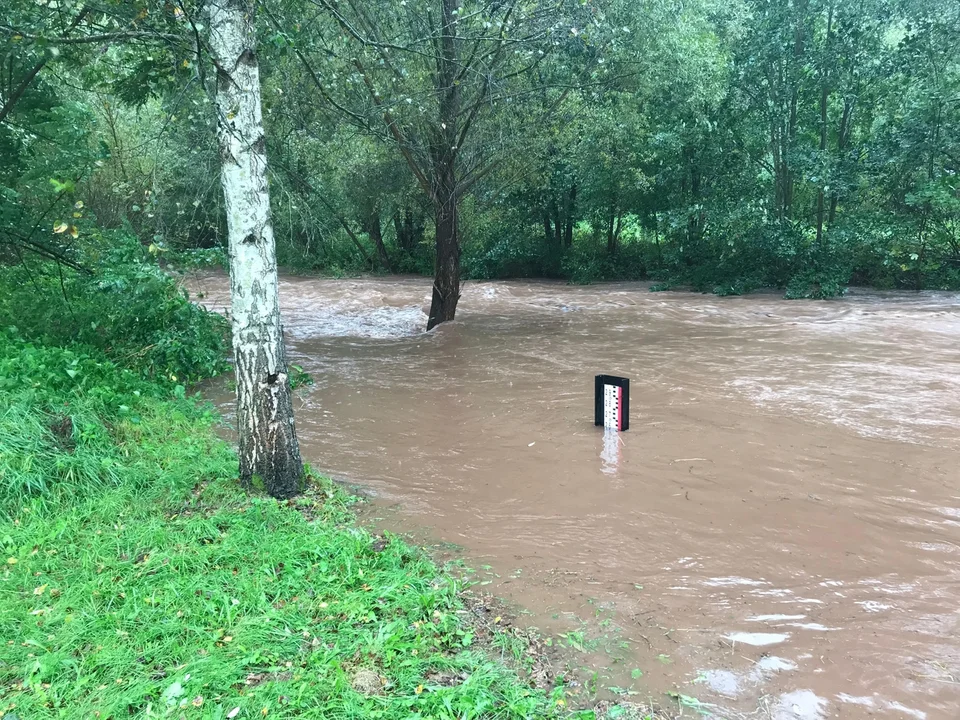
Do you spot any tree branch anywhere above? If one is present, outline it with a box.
[0,5,93,123]
[0,25,180,45]
[0,58,46,125]
[352,57,434,198]
[0,235,89,273]
[270,152,375,267]
[259,1,376,132]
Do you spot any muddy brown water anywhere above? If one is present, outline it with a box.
[189,273,960,720]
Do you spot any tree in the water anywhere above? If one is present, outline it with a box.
[209,0,303,497]
[274,0,591,329]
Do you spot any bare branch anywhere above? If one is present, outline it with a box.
[270,153,375,266]
[0,58,47,125]
[0,25,180,45]
[259,1,376,132]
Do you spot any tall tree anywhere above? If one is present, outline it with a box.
[274,0,590,328]
[209,0,303,497]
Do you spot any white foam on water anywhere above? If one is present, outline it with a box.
[836,695,928,720]
[785,622,837,631]
[756,656,798,673]
[285,302,428,339]
[747,614,806,622]
[912,541,960,553]
[700,669,741,697]
[837,693,875,707]
[885,700,927,719]
[704,576,769,587]
[751,587,793,597]
[773,690,828,720]
[856,600,893,612]
[725,631,790,646]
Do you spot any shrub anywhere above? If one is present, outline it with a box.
[0,232,228,382]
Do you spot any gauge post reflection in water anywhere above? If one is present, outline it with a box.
[190,272,960,720]
[600,428,622,477]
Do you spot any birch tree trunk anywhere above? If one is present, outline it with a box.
[209,0,303,498]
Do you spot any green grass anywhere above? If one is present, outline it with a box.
[0,330,216,514]
[0,433,567,719]
[1,475,563,719]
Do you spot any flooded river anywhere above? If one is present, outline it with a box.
[190,273,960,720]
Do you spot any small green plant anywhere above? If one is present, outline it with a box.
[289,364,314,389]
[666,691,711,716]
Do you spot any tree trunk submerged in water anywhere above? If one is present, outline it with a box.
[209,0,303,498]
[428,184,460,330]
[426,0,461,332]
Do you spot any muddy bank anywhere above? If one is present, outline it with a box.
[191,273,960,720]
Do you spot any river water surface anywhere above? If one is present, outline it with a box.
[191,273,960,720]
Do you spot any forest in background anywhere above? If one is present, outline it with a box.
[2,0,958,305]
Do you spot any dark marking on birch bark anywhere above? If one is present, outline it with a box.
[216,67,232,92]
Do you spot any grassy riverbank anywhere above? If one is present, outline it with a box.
[0,333,577,719]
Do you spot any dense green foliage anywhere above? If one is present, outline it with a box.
[0,251,229,511]
[0,243,228,383]
[3,0,957,297]
[7,0,960,297]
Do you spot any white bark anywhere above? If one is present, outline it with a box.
[209,0,302,497]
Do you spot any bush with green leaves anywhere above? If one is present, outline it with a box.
[559,239,649,285]
[0,233,228,382]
